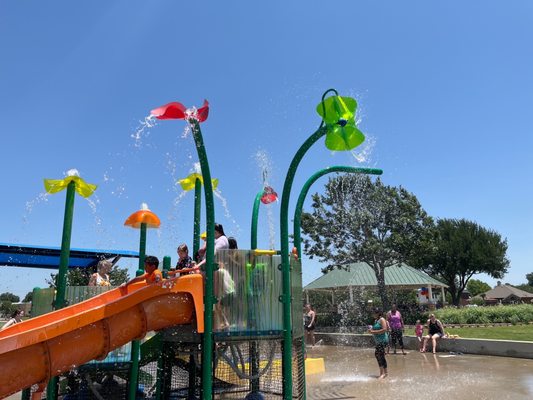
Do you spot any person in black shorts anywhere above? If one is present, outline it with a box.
[421,313,445,353]
[304,303,316,346]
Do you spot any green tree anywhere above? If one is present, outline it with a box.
[526,272,533,286]
[23,291,33,303]
[419,219,509,306]
[0,292,20,303]
[46,264,129,288]
[108,264,129,286]
[46,268,92,287]
[0,301,17,318]
[301,175,433,310]
[515,284,533,294]
[466,279,492,297]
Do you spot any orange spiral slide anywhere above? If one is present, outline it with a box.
[0,274,204,399]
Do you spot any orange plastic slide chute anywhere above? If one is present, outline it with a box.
[0,274,204,399]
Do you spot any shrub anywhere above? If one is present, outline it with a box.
[431,304,533,325]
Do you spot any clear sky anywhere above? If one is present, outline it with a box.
[1,1,532,299]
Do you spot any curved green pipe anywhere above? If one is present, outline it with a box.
[279,124,327,399]
[250,191,262,250]
[193,178,202,256]
[293,166,383,258]
[189,120,216,400]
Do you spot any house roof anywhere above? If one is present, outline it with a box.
[304,262,447,291]
[482,284,533,300]
[0,242,139,270]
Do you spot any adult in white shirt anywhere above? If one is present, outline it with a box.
[197,223,229,269]
[214,223,229,251]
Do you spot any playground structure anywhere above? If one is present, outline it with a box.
[0,89,382,399]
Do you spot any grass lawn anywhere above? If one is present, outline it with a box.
[446,324,533,341]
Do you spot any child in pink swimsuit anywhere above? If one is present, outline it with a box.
[415,319,424,350]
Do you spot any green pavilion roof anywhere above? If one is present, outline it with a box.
[304,263,447,291]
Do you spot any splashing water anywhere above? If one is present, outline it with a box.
[85,195,102,227]
[180,124,191,139]
[266,204,276,250]
[213,189,241,235]
[111,184,127,198]
[66,168,80,177]
[192,162,202,174]
[351,135,376,164]
[172,191,188,206]
[131,115,158,148]
[84,195,112,247]
[23,193,50,223]
[254,149,277,247]
[254,150,274,187]
[321,375,372,383]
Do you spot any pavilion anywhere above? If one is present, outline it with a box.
[304,262,448,305]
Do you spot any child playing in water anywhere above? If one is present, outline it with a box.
[415,319,424,350]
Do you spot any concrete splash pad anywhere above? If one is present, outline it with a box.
[306,345,533,400]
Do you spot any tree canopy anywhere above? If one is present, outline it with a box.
[23,291,33,303]
[301,175,433,309]
[0,292,20,303]
[417,219,509,306]
[466,278,492,297]
[526,272,533,286]
[47,264,129,287]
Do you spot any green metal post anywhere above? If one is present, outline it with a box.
[162,255,171,278]
[47,180,76,399]
[128,223,147,400]
[188,120,216,400]
[54,180,76,308]
[293,166,383,258]
[250,191,262,250]
[193,178,202,256]
[249,191,263,394]
[279,125,327,399]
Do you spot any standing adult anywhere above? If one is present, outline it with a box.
[196,223,233,329]
[88,260,112,287]
[421,314,445,353]
[304,303,316,346]
[214,223,229,251]
[196,223,229,269]
[368,307,389,379]
[387,304,406,355]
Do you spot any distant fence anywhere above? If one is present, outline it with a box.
[31,285,114,317]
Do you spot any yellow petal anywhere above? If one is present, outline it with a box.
[43,176,97,198]
[178,173,218,191]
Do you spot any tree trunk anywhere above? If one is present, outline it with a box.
[375,265,389,311]
[449,285,460,306]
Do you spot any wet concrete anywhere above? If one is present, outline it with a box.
[306,345,533,400]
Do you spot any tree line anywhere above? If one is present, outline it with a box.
[301,174,514,309]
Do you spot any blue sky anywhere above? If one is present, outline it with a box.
[1,1,532,298]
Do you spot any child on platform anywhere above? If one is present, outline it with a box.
[168,244,195,277]
[121,255,162,286]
